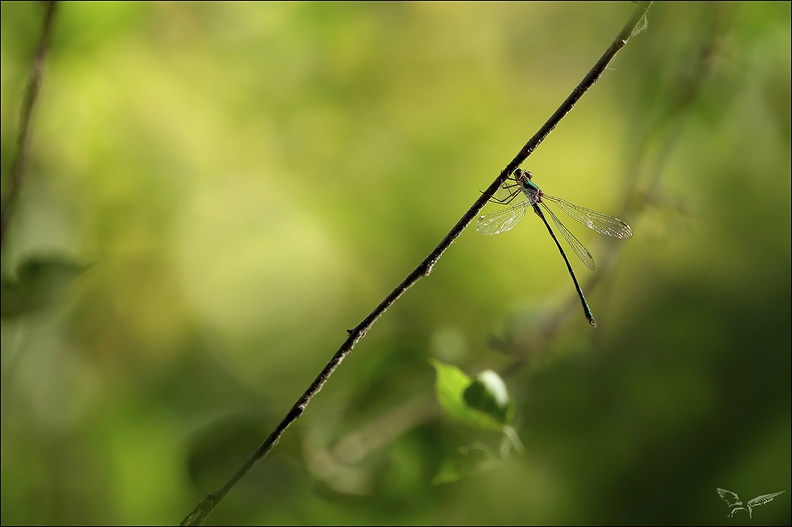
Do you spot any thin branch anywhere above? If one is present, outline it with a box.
[0,1,58,250]
[180,3,653,525]
[306,3,726,485]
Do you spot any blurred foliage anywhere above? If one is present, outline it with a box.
[1,2,790,525]
[433,360,515,431]
[1,255,89,318]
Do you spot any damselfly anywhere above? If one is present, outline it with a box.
[477,169,633,327]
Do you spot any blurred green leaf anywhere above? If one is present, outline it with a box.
[1,256,89,318]
[432,443,494,486]
[431,360,512,432]
[464,370,515,427]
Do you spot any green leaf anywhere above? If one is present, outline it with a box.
[430,360,511,432]
[1,256,90,318]
[463,370,515,427]
[432,443,494,486]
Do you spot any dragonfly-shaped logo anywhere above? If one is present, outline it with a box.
[716,487,785,519]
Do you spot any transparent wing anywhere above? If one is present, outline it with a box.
[477,200,529,235]
[541,202,595,270]
[544,194,633,239]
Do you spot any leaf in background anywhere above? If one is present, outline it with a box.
[1,256,90,318]
[463,370,515,427]
[432,443,494,486]
[431,360,511,432]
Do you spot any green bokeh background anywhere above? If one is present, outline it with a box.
[2,2,789,525]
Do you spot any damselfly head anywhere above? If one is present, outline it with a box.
[514,168,532,182]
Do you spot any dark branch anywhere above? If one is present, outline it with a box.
[0,1,59,250]
[180,3,653,525]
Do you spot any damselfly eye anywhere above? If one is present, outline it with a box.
[514,169,532,181]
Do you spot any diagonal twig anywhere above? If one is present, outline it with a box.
[180,3,653,525]
[0,1,59,250]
